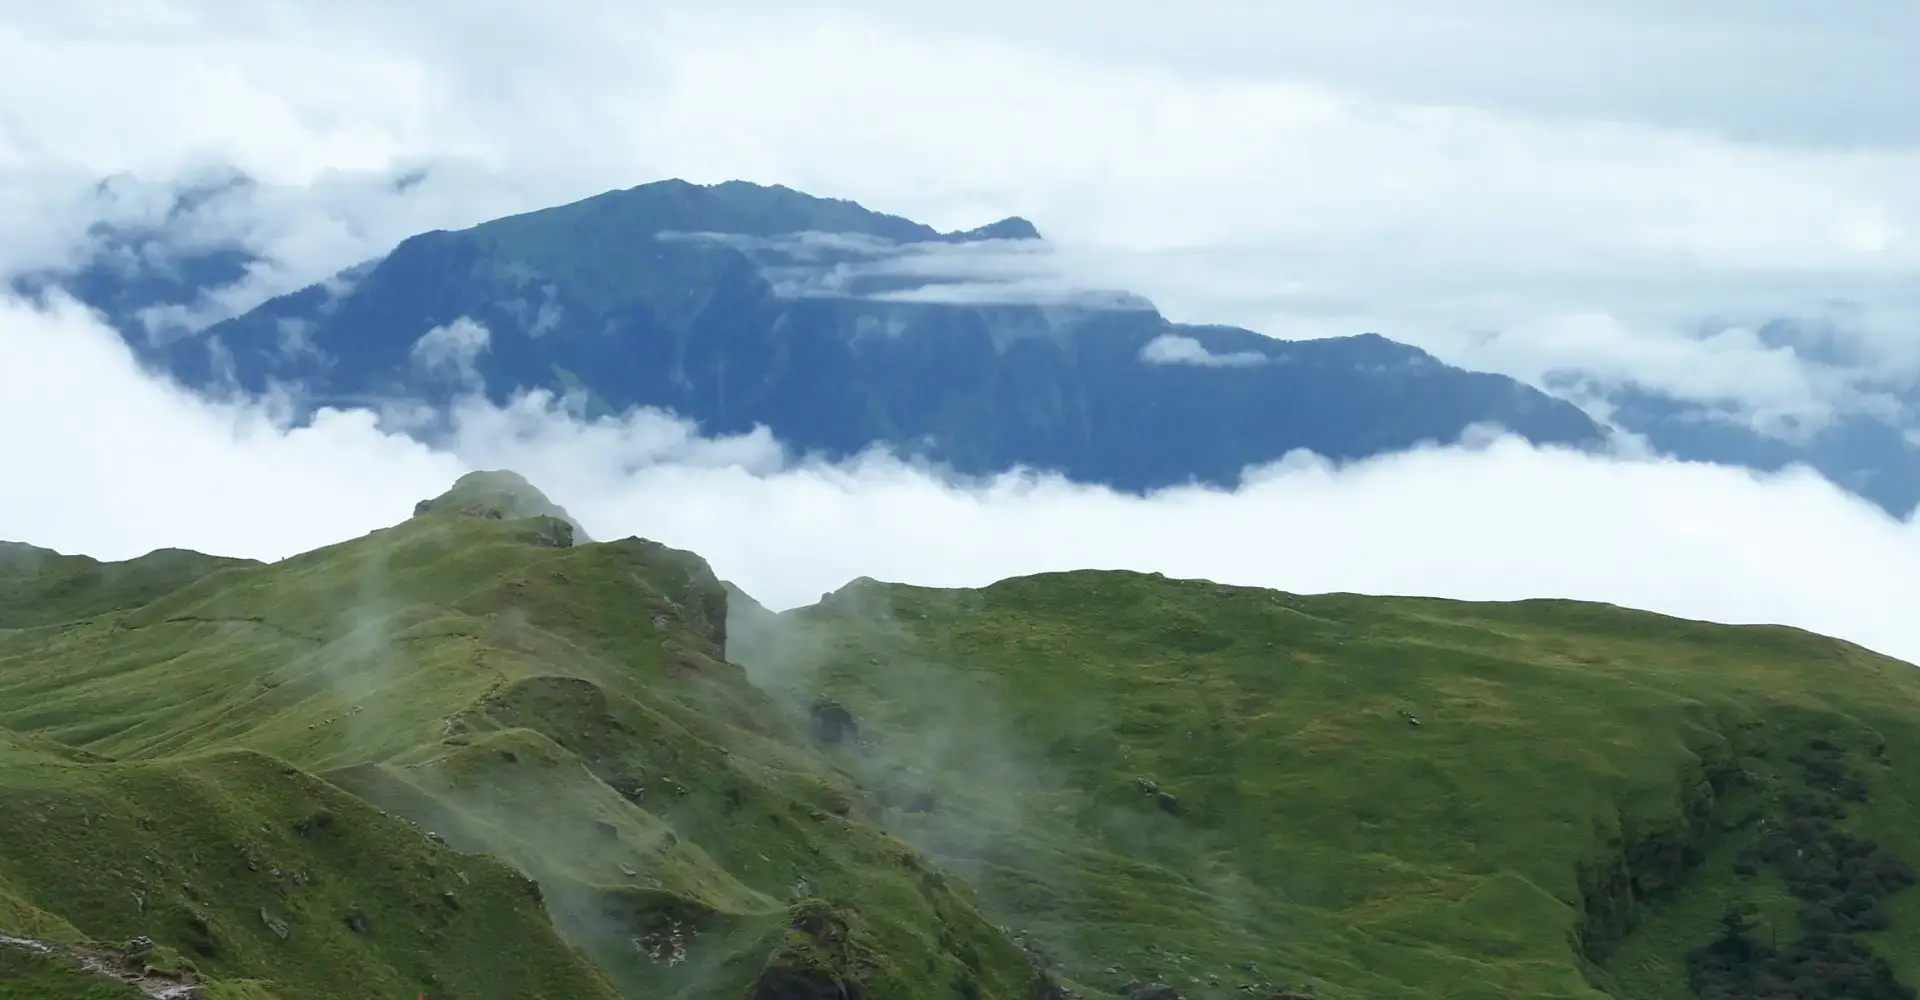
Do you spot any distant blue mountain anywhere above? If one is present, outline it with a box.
[142,179,1605,488]
[28,176,1918,515]
[1604,384,1920,518]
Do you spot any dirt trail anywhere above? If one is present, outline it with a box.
[1,933,205,998]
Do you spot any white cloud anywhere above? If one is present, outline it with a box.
[1139,333,1268,368]
[0,295,462,559]
[275,316,322,361]
[679,230,1152,310]
[5,296,1920,673]
[1430,314,1861,435]
[409,316,490,389]
[528,297,563,337]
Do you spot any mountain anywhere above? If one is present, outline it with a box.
[145,178,1606,489]
[1602,384,1920,519]
[1570,313,1920,519]
[26,175,1918,515]
[4,471,1920,999]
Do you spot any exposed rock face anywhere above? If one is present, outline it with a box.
[524,515,576,548]
[751,966,863,1000]
[752,902,869,1000]
[1030,969,1071,1000]
[809,701,859,745]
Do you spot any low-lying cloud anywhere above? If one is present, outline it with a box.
[410,316,491,390]
[1139,333,1268,368]
[5,294,1918,670]
[667,229,1157,311]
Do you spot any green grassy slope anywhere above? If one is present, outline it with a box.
[729,574,1920,1000]
[0,728,608,1000]
[0,473,1050,1000]
[5,471,1920,1000]
[0,541,253,629]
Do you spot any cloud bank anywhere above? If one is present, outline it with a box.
[5,295,1918,670]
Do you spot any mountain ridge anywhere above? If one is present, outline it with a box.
[21,173,1919,517]
[3,471,1919,998]
[146,178,1607,493]
[0,473,1057,1000]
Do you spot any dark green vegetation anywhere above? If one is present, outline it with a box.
[5,472,1920,999]
[1681,740,1916,999]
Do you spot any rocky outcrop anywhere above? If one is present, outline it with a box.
[412,470,591,541]
[0,933,207,999]
[1576,745,1740,960]
[752,901,872,1000]
[809,700,859,746]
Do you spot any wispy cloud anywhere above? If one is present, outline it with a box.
[1139,333,1269,368]
[665,229,1157,311]
[410,316,490,390]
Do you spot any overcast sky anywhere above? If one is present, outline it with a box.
[2,1,1919,663]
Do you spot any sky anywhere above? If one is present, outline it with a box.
[2,1,1919,661]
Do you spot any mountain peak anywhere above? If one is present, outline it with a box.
[412,470,590,540]
[947,216,1041,242]
[470,178,1041,251]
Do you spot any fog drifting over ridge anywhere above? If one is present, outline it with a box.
[4,293,1918,670]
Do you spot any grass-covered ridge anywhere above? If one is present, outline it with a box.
[0,541,253,630]
[2,471,1919,999]
[0,472,1047,1000]
[729,573,1920,1000]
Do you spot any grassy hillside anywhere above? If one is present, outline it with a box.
[0,473,1048,1000]
[729,574,1920,1000]
[0,542,253,630]
[0,729,612,1000]
[2,471,1919,1000]
[0,474,1052,998]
